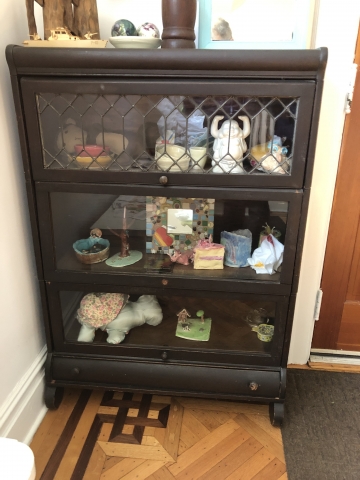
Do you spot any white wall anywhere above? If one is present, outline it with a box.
[0,0,46,442]
[288,0,360,363]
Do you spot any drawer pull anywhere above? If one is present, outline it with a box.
[72,368,80,376]
[162,279,168,286]
[249,382,259,391]
[161,352,168,361]
[159,176,168,185]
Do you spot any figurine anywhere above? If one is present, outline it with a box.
[57,119,85,155]
[211,115,250,173]
[105,206,143,267]
[77,294,163,344]
[177,309,191,323]
[169,249,194,266]
[250,136,289,175]
[196,310,205,323]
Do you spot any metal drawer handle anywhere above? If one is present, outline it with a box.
[249,382,259,391]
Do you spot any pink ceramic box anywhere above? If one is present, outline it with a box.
[193,236,224,270]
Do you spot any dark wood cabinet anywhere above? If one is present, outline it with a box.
[6,45,327,425]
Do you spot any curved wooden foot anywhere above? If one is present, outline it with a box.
[269,402,284,427]
[44,385,64,410]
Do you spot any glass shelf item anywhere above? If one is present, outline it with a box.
[37,93,297,175]
[57,288,286,362]
[43,191,291,285]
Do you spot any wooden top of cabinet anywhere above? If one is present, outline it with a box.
[6,45,327,80]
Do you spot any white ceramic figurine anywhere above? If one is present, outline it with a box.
[77,294,163,344]
[211,115,250,173]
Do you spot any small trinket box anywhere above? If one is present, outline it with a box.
[193,235,224,270]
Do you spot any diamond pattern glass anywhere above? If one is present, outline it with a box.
[37,93,299,175]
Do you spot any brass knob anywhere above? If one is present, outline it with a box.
[249,382,259,391]
[161,352,168,360]
[159,176,168,185]
[162,279,168,286]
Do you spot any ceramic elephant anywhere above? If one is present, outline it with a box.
[77,294,163,344]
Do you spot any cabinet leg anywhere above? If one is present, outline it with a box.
[269,402,284,427]
[44,385,64,410]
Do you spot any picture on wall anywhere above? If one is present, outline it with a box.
[146,197,215,254]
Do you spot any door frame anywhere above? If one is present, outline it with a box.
[288,8,360,364]
[311,29,360,349]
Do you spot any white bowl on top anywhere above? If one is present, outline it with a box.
[155,145,190,172]
[109,36,161,49]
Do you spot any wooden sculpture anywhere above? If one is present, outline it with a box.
[25,0,100,40]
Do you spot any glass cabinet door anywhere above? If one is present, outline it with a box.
[36,183,302,294]
[22,78,315,187]
[47,283,289,367]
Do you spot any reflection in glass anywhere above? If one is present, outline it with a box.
[211,0,295,43]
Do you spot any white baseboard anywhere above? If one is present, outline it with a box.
[0,346,48,444]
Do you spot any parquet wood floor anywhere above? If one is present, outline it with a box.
[31,389,287,480]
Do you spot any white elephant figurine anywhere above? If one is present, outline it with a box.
[211,115,250,173]
[77,294,163,344]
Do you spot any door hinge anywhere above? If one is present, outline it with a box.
[314,288,323,321]
[345,63,358,114]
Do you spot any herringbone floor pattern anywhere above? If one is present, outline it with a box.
[31,389,287,480]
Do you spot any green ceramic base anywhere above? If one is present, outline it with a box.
[105,250,142,268]
[175,318,212,341]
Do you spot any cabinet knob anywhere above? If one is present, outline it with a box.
[249,382,259,391]
[159,176,168,185]
[161,351,168,361]
[72,368,80,376]
[162,279,168,286]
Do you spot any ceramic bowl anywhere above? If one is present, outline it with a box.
[73,238,110,264]
[74,145,110,157]
[75,155,112,167]
[189,146,207,170]
[109,36,161,49]
[155,145,190,172]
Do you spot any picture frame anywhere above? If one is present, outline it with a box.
[146,197,215,254]
[198,0,315,50]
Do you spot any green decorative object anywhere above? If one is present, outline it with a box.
[175,316,212,341]
[111,19,137,37]
[105,250,142,268]
[253,324,274,342]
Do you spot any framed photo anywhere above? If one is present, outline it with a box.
[198,0,315,49]
[146,197,215,254]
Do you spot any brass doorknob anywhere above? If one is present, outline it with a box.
[159,176,168,185]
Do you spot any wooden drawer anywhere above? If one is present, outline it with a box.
[50,354,282,401]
